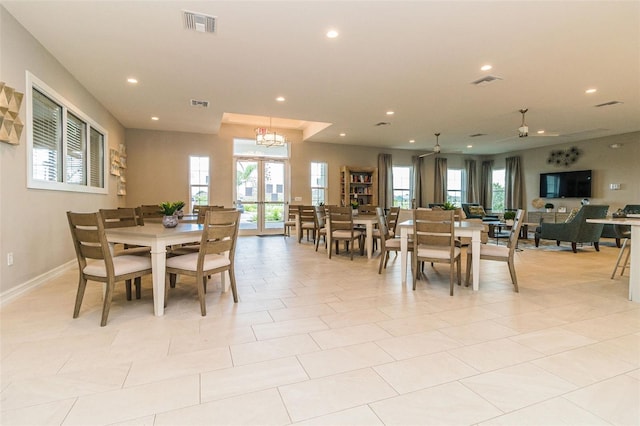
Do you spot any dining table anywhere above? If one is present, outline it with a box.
[398,219,486,290]
[105,222,204,316]
[587,216,640,302]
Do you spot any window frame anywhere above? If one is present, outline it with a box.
[392,166,412,208]
[26,72,108,194]
[491,169,506,213]
[310,161,328,206]
[446,168,463,206]
[189,155,210,212]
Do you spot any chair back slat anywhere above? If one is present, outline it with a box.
[506,209,525,251]
[139,204,164,218]
[67,211,113,266]
[200,210,240,262]
[414,209,455,251]
[376,207,390,240]
[328,206,354,231]
[100,208,139,228]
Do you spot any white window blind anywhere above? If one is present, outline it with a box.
[66,112,86,185]
[89,128,104,188]
[32,89,62,182]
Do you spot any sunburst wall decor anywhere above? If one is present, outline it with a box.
[547,146,581,167]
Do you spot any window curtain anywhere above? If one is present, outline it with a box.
[505,156,524,209]
[464,159,478,203]
[411,155,424,208]
[434,157,448,203]
[479,160,493,209]
[378,153,393,209]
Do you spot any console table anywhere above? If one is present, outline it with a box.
[587,217,640,302]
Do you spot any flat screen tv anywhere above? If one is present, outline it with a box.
[539,169,592,198]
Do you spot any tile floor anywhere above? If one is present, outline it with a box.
[1,236,638,425]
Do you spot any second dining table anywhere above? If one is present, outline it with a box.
[105,222,204,316]
[398,219,486,291]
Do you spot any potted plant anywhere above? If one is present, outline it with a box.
[503,210,516,226]
[545,202,554,212]
[442,201,457,210]
[159,201,185,228]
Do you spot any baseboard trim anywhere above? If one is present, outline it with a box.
[0,260,76,307]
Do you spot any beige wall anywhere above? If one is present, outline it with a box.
[0,7,124,294]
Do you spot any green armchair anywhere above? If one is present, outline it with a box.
[601,204,640,247]
[534,205,609,253]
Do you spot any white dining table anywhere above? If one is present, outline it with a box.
[398,219,485,290]
[587,216,640,302]
[105,222,204,316]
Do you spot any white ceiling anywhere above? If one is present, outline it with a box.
[3,1,639,155]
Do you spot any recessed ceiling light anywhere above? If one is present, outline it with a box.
[276,96,285,102]
[386,111,394,116]
[609,143,623,149]
[537,130,545,134]
[127,77,138,84]
[480,64,492,71]
[467,145,473,148]
[585,88,597,94]
[151,116,159,121]
[409,139,415,144]
[339,133,346,137]
[326,29,339,39]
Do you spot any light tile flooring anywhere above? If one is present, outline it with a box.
[1,236,639,425]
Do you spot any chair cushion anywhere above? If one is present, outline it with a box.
[416,245,460,259]
[473,243,509,257]
[84,255,151,277]
[385,238,402,249]
[301,223,315,229]
[468,206,486,216]
[166,252,230,272]
[332,230,362,238]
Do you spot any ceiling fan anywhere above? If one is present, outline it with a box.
[495,107,565,143]
[419,133,443,157]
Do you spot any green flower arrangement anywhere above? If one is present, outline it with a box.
[350,200,359,209]
[159,201,185,216]
[503,211,516,221]
[442,201,457,210]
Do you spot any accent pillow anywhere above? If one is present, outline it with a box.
[468,206,486,216]
[565,207,580,223]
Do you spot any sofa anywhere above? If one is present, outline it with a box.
[534,204,609,253]
[601,204,640,247]
[461,203,499,221]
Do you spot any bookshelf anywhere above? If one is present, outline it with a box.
[341,166,378,207]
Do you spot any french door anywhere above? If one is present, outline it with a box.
[234,158,288,235]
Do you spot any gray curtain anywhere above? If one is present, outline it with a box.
[479,160,493,209]
[411,155,424,208]
[464,159,478,203]
[434,157,447,203]
[378,153,393,209]
[505,156,524,209]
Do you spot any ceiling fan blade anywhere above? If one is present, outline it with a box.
[419,151,437,158]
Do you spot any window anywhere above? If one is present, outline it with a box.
[27,73,107,193]
[447,169,463,206]
[492,169,506,212]
[189,156,209,212]
[392,166,411,208]
[311,162,327,205]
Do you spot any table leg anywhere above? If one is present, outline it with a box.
[471,230,480,291]
[150,242,167,316]
[629,227,639,302]
[366,221,373,259]
[401,226,409,284]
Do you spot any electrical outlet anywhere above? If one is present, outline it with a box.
[7,252,14,266]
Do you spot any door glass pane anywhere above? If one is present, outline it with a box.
[237,160,258,230]
[264,162,285,229]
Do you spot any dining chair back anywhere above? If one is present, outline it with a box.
[139,204,164,219]
[165,209,240,316]
[386,206,401,237]
[327,205,363,260]
[377,207,412,273]
[413,209,461,294]
[357,204,378,216]
[314,205,327,251]
[284,205,299,237]
[67,211,152,326]
[298,205,318,243]
[465,209,524,292]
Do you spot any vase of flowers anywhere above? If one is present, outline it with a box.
[159,201,185,228]
[545,202,554,213]
[350,200,359,216]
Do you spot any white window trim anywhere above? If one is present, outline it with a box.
[26,71,108,194]
[310,161,328,206]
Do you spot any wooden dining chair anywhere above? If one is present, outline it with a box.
[67,211,153,326]
[99,208,150,299]
[165,210,240,316]
[138,204,164,219]
[284,205,299,237]
[298,205,318,243]
[314,205,328,252]
[386,206,401,237]
[327,205,364,260]
[465,209,524,292]
[377,207,412,273]
[413,209,461,294]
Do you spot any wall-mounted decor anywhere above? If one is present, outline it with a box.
[0,82,24,145]
[547,146,581,166]
[110,144,128,195]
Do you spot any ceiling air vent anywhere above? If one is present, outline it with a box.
[375,122,391,127]
[183,10,217,33]
[595,101,623,108]
[471,75,503,86]
[190,99,209,108]
[469,133,487,138]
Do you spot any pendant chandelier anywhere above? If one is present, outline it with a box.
[255,117,286,147]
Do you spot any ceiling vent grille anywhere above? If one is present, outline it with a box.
[190,99,210,108]
[183,10,217,33]
[375,122,391,127]
[469,133,487,138]
[471,75,503,86]
[595,101,623,108]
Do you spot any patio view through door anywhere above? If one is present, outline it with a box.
[235,159,287,235]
